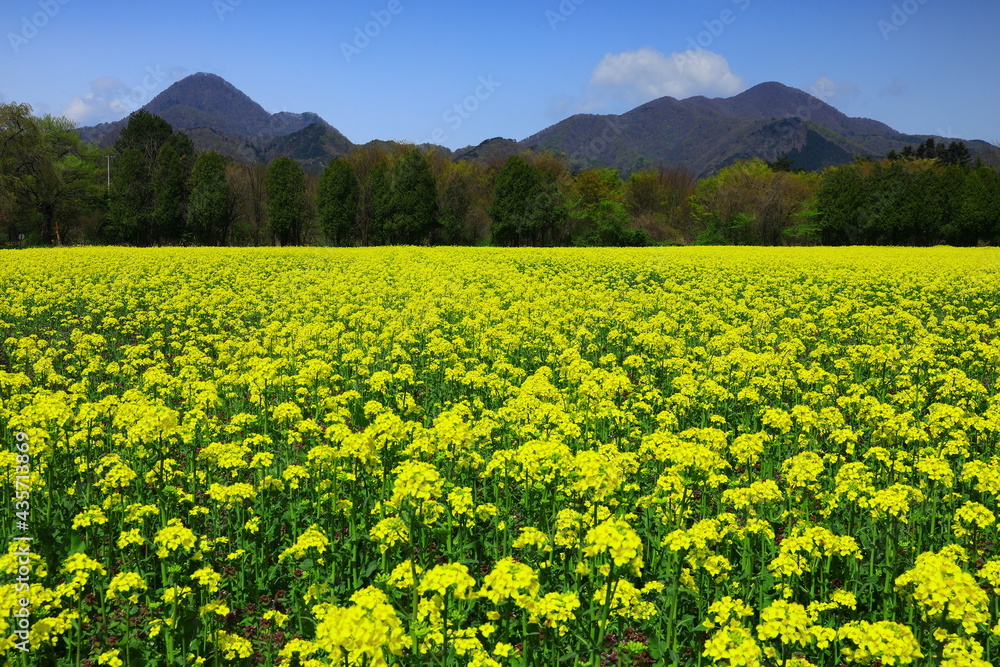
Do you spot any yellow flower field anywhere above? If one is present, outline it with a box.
[1,246,999,666]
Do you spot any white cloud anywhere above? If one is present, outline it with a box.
[879,78,906,97]
[63,91,122,125]
[62,77,132,125]
[90,76,128,94]
[62,68,185,126]
[545,94,576,119]
[586,47,744,108]
[810,76,860,103]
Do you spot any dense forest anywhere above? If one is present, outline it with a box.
[2,104,999,247]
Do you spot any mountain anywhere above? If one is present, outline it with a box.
[77,73,354,171]
[75,75,989,177]
[452,137,522,165]
[520,82,992,176]
[143,72,322,136]
[257,123,354,173]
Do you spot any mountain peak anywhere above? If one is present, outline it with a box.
[522,80,967,176]
[726,82,829,117]
[718,81,896,136]
[74,73,984,179]
[75,72,348,167]
[144,73,280,137]
[187,71,229,81]
[742,81,799,94]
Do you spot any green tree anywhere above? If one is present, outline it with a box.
[949,165,1000,244]
[106,148,152,244]
[187,151,230,245]
[489,156,540,245]
[107,111,177,245]
[857,160,908,243]
[489,155,567,246]
[152,142,187,243]
[624,167,696,242]
[579,200,649,246]
[572,168,623,210]
[166,131,196,172]
[691,159,815,245]
[765,155,801,172]
[387,149,438,244]
[316,158,359,245]
[345,144,390,246]
[567,168,646,245]
[915,138,936,159]
[900,164,947,245]
[114,109,173,165]
[12,114,103,244]
[1,103,43,241]
[367,162,392,245]
[228,162,269,245]
[942,141,973,168]
[267,157,307,246]
[437,160,490,244]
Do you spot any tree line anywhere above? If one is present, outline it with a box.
[818,143,1000,245]
[2,104,998,247]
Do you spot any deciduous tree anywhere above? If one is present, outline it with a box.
[317,158,359,245]
[267,157,307,246]
[387,148,438,244]
[188,151,230,245]
[152,142,187,243]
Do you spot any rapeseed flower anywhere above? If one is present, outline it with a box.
[279,524,330,562]
[370,517,409,553]
[951,500,995,537]
[479,557,540,606]
[837,620,923,665]
[895,548,989,633]
[756,600,811,646]
[582,517,644,571]
[311,586,407,666]
[106,571,146,602]
[153,518,197,558]
[390,460,444,506]
[418,562,477,599]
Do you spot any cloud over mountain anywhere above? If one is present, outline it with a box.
[586,47,744,108]
[62,68,186,126]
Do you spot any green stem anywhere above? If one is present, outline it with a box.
[668,554,682,657]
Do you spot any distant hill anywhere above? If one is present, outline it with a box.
[520,82,993,176]
[75,75,991,177]
[77,73,354,172]
[256,123,354,173]
[452,137,522,165]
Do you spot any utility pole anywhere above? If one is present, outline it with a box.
[105,154,116,192]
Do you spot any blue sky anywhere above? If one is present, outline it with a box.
[2,0,998,150]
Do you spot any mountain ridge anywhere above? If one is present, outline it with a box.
[75,73,990,177]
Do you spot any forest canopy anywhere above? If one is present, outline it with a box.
[2,104,998,247]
